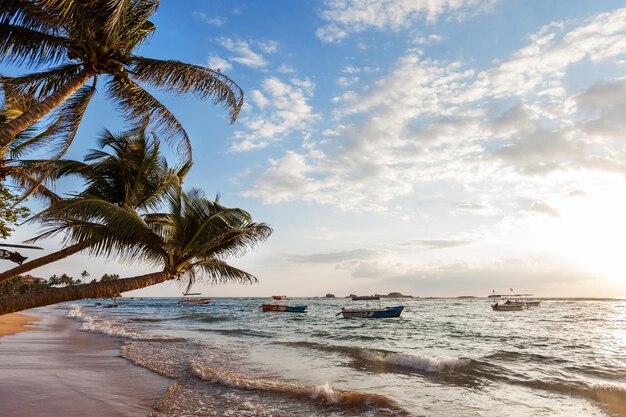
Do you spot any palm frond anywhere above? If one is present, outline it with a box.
[106,77,192,162]
[0,1,63,34]
[120,1,158,49]
[42,85,95,160]
[130,57,244,123]
[97,0,131,42]
[0,22,70,68]
[184,259,259,285]
[31,197,166,262]
[1,64,84,99]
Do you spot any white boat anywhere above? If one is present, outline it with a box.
[491,301,525,311]
[178,292,211,305]
[489,293,540,310]
[337,296,404,318]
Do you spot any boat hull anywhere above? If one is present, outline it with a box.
[179,298,211,305]
[260,304,307,313]
[341,305,404,318]
[491,304,525,311]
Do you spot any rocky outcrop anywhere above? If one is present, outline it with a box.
[325,293,335,298]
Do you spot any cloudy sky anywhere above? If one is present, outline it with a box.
[6,0,626,297]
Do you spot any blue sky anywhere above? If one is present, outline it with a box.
[6,0,626,297]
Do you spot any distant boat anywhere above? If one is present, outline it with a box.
[260,304,307,313]
[489,293,540,310]
[272,295,288,300]
[178,292,211,305]
[337,296,404,318]
[491,301,525,311]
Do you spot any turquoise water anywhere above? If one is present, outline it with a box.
[66,298,626,416]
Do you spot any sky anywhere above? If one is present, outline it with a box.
[4,0,626,298]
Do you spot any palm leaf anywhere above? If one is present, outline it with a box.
[0,22,70,68]
[130,57,244,123]
[185,259,259,285]
[106,77,192,162]
[1,64,84,99]
[120,1,158,48]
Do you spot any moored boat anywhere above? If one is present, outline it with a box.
[272,295,288,300]
[338,296,404,318]
[179,298,211,305]
[489,293,540,309]
[260,304,307,313]
[178,292,211,305]
[491,301,525,311]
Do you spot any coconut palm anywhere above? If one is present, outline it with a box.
[0,126,186,284]
[0,0,243,158]
[0,186,272,315]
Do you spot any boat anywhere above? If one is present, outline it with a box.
[272,295,288,300]
[489,293,540,310]
[260,304,307,313]
[337,296,404,318]
[491,301,525,311]
[178,292,211,305]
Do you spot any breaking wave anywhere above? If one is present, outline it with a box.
[279,341,471,373]
[66,305,181,341]
[189,363,404,412]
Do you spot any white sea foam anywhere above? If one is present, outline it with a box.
[360,350,471,372]
[66,304,149,339]
[189,363,398,409]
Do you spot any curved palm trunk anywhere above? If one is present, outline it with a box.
[0,271,175,315]
[0,67,96,152]
[0,241,91,285]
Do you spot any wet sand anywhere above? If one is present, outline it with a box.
[0,306,173,417]
[0,312,40,336]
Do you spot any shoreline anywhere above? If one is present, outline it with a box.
[0,312,40,337]
[0,305,173,417]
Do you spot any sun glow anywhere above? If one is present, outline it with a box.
[530,183,626,281]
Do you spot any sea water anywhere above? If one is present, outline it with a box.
[65,298,626,416]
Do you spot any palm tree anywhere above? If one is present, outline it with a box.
[0,186,272,315]
[0,0,244,158]
[0,126,186,284]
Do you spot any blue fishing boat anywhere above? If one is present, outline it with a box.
[337,296,404,318]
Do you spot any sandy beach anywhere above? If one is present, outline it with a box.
[0,313,40,337]
[0,306,172,417]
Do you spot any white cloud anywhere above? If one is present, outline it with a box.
[277,64,296,74]
[414,34,443,45]
[316,0,495,43]
[192,11,226,26]
[206,55,232,71]
[246,7,626,218]
[529,201,560,217]
[218,38,278,68]
[336,76,360,87]
[231,77,320,152]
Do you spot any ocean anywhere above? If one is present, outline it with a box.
[65,297,626,416]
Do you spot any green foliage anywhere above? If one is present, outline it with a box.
[0,0,244,159]
[99,273,120,282]
[0,276,47,296]
[0,185,30,238]
[48,273,81,287]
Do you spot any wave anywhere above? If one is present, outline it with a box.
[127,317,163,323]
[66,305,182,341]
[278,341,471,374]
[169,313,233,323]
[189,363,405,413]
[200,328,273,338]
[484,350,568,365]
